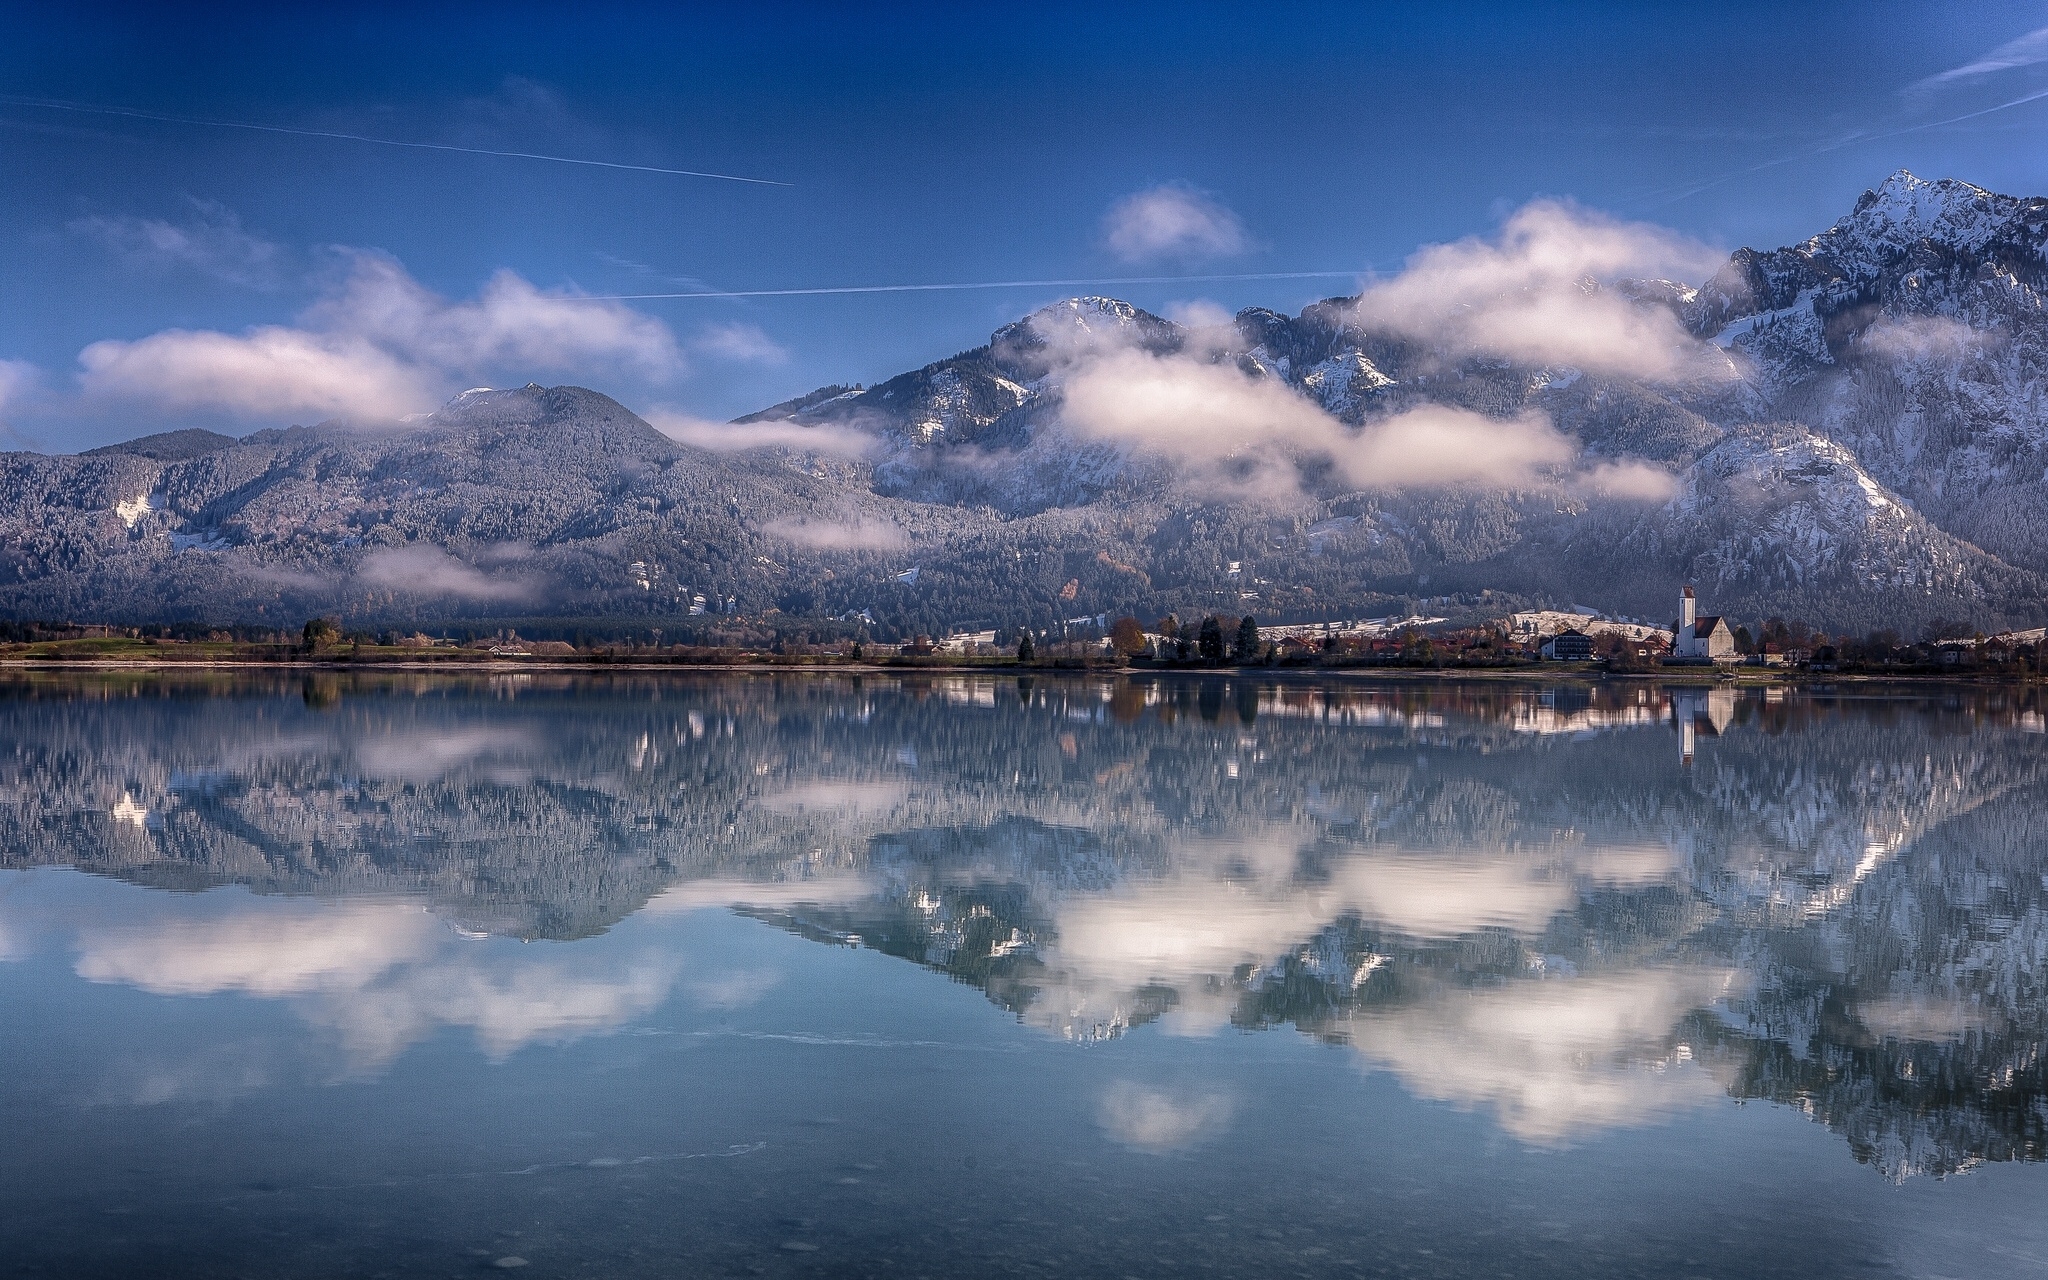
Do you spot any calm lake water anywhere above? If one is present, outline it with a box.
[2,672,2045,1279]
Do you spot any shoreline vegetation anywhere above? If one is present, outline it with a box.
[0,634,2040,686]
[1,611,2041,682]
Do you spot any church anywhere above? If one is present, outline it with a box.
[1671,587,1737,661]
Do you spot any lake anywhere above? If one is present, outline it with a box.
[1,672,2044,1279]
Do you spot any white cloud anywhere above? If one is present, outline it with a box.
[645,407,878,458]
[1349,200,1727,382]
[1577,458,1685,502]
[79,326,437,421]
[74,900,439,998]
[356,544,535,602]
[305,951,679,1066]
[1103,184,1250,263]
[70,198,287,289]
[52,886,682,1071]
[306,252,683,379]
[1159,299,1236,330]
[1912,26,2048,90]
[1017,832,1692,1064]
[692,321,788,364]
[1055,344,1675,499]
[1350,969,1734,1143]
[1097,1082,1234,1151]
[1331,405,1577,489]
[1056,345,1337,497]
[759,516,909,552]
[0,358,36,422]
[78,251,686,424]
[1857,315,1985,362]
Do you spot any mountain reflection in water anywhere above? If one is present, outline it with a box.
[2,672,2046,1189]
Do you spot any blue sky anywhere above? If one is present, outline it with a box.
[4,0,2047,450]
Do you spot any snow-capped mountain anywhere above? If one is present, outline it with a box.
[1,171,2043,634]
[1695,172,2048,576]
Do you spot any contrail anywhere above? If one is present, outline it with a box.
[590,269,1371,300]
[1626,85,2048,211]
[0,94,790,186]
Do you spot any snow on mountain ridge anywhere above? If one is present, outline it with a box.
[1828,171,2017,264]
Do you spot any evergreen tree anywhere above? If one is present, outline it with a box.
[1198,616,1225,664]
[1016,632,1036,661]
[1234,614,1259,661]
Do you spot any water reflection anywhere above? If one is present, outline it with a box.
[2,673,2046,1181]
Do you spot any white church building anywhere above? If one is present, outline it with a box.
[1672,587,1737,662]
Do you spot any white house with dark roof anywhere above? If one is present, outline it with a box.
[1671,587,1737,661]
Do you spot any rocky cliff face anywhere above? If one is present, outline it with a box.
[4,172,2046,635]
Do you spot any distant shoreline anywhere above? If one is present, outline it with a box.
[0,657,2034,688]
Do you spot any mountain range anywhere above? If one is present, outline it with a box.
[5,169,2047,637]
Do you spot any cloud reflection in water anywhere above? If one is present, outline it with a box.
[1,672,2044,1179]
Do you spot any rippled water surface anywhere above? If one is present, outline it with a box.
[2,672,2046,1279]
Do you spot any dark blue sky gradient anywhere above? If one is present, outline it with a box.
[4,1,2046,448]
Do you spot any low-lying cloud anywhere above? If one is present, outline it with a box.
[1857,314,1986,362]
[646,408,878,459]
[1103,184,1250,263]
[759,515,909,552]
[1057,345,1676,500]
[357,544,534,601]
[1350,200,1727,382]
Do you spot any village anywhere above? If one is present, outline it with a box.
[6,586,2043,679]
[899,586,2048,677]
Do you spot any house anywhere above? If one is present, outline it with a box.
[1671,587,1737,661]
[1810,644,1839,671]
[1541,630,1594,661]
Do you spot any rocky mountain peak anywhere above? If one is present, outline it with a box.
[1815,170,2031,277]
